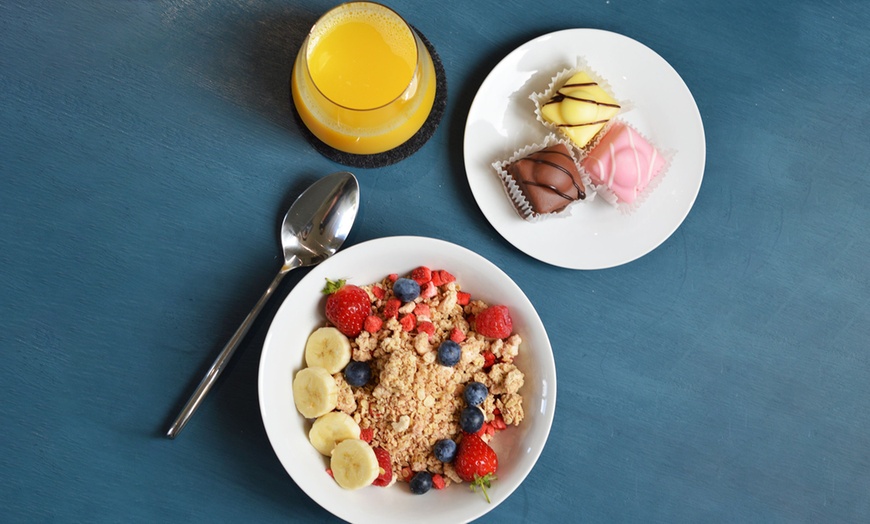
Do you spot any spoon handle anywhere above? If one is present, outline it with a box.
[166,265,291,439]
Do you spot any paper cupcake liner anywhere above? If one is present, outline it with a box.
[492,134,595,222]
[529,57,632,153]
[580,119,675,215]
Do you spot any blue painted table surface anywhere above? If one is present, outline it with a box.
[2,0,869,522]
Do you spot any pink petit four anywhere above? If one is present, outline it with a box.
[581,121,665,205]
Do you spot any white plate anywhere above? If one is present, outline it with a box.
[463,29,706,270]
[259,236,556,524]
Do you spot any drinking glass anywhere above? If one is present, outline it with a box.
[291,2,437,155]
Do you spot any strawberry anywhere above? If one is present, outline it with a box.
[372,447,393,487]
[371,285,386,300]
[475,305,512,339]
[454,433,498,503]
[449,327,466,343]
[359,428,374,443]
[323,278,371,337]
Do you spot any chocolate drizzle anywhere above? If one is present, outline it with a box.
[517,149,585,201]
[544,79,621,113]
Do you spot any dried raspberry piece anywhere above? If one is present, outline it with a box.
[492,414,507,431]
[437,270,456,284]
[413,303,430,317]
[449,327,466,343]
[477,422,495,437]
[432,473,446,490]
[399,313,416,331]
[382,298,401,319]
[364,315,383,333]
[410,266,432,285]
[420,281,437,299]
[417,321,435,338]
[430,271,444,286]
[388,273,399,282]
[483,350,496,369]
[456,291,471,305]
[359,428,374,443]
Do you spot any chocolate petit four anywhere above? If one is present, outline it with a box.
[505,143,586,216]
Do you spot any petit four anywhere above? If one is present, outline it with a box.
[539,71,621,148]
[581,121,666,205]
[502,142,586,217]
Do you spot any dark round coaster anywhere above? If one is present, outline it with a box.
[290,29,447,169]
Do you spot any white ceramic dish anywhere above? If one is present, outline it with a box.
[259,236,556,524]
[463,28,706,270]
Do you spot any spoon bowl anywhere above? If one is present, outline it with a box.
[167,171,360,438]
[281,172,359,269]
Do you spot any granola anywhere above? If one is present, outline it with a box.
[328,270,525,487]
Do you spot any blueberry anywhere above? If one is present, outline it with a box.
[392,278,420,302]
[343,361,371,387]
[409,471,433,494]
[463,381,488,406]
[433,438,457,462]
[437,340,461,367]
[459,406,484,433]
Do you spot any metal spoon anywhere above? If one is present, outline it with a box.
[166,171,360,439]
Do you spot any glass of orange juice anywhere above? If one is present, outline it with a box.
[291,2,437,156]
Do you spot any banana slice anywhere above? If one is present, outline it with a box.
[305,327,352,374]
[330,439,379,490]
[309,411,361,456]
[292,366,339,419]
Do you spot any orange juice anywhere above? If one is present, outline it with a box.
[291,2,436,155]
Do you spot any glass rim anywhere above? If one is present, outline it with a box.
[303,1,423,112]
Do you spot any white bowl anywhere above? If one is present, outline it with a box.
[259,236,556,524]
